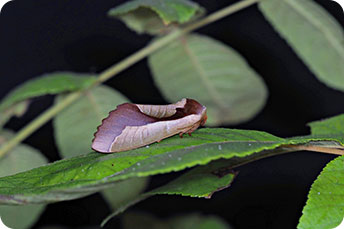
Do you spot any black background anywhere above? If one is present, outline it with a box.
[1,0,344,228]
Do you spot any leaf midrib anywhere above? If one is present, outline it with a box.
[179,36,229,110]
[284,0,344,60]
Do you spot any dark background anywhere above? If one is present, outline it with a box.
[1,0,344,228]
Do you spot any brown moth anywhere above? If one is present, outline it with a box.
[92,98,207,153]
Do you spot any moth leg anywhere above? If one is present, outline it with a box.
[179,132,184,138]
[186,123,200,135]
[156,139,162,143]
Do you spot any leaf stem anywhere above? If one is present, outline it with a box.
[0,0,261,158]
[284,145,344,156]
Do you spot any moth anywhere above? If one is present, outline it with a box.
[92,98,207,153]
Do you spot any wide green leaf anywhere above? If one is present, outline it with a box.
[0,128,286,205]
[148,33,268,125]
[296,114,344,228]
[0,113,343,206]
[259,0,344,91]
[54,85,128,158]
[0,72,96,112]
[121,212,231,229]
[0,130,47,229]
[108,0,204,35]
[298,156,344,229]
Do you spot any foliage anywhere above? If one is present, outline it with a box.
[298,156,344,229]
[148,33,267,125]
[0,131,47,229]
[259,0,344,92]
[108,0,204,34]
[1,0,344,228]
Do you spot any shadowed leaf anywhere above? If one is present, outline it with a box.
[102,177,149,211]
[101,159,236,225]
[0,101,29,128]
[108,0,204,35]
[0,130,47,229]
[121,212,231,229]
[259,0,344,91]
[54,85,129,158]
[148,34,268,125]
[0,72,96,118]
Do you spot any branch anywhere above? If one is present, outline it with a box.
[0,0,261,157]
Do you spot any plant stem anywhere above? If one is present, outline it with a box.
[0,0,260,158]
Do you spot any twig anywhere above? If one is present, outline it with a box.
[0,0,261,158]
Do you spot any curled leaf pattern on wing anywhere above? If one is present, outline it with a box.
[92,98,207,153]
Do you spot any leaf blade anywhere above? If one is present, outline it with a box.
[102,160,236,225]
[108,0,204,34]
[0,72,96,112]
[148,34,268,125]
[54,85,129,158]
[259,0,344,91]
[1,113,344,205]
[0,130,47,229]
[0,128,289,205]
[298,156,344,229]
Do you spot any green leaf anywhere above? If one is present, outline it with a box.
[0,128,285,205]
[108,0,204,35]
[54,85,129,158]
[258,0,344,92]
[150,159,236,198]
[308,114,344,142]
[0,72,96,112]
[0,130,47,229]
[167,214,231,229]
[0,101,29,128]
[0,205,45,229]
[1,113,344,206]
[53,85,147,218]
[102,177,149,211]
[121,212,231,229]
[101,160,236,225]
[298,156,344,229]
[148,34,268,125]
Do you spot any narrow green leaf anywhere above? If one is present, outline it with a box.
[259,0,344,91]
[0,72,96,112]
[122,212,231,229]
[102,159,236,225]
[150,159,236,198]
[108,0,204,35]
[54,85,129,158]
[0,130,47,229]
[298,156,344,229]
[1,113,344,205]
[148,34,268,125]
